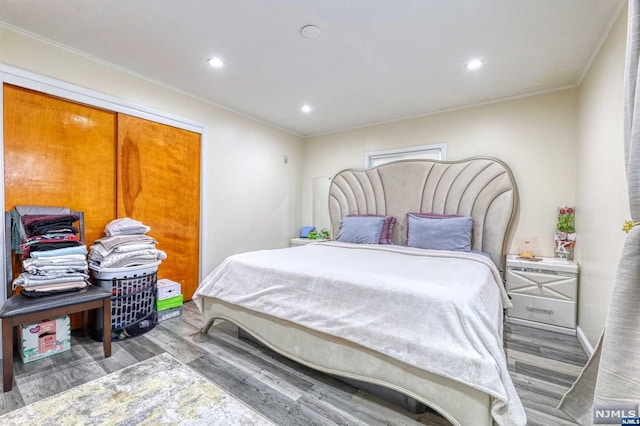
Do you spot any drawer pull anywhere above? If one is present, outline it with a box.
[527,305,554,314]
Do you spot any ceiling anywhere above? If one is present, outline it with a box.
[0,0,625,136]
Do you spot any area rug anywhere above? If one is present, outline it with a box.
[0,353,275,425]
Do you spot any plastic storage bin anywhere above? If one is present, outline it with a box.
[91,262,160,340]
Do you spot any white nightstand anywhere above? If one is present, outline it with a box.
[290,238,329,247]
[505,255,579,335]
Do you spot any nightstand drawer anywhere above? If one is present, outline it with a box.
[508,294,576,329]
[506,268,577,301]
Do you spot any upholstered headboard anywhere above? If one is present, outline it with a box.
[328,157,518,272]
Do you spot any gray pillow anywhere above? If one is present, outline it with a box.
[407,214,473,251]
[336,216,386,244]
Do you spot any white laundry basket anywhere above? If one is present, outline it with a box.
[91,262,160,339]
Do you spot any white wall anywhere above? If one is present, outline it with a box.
[304,89,579,257]
[0,7,628,349]
[0,25,304,278]
[303,6,629,349]
[575,7,628,347]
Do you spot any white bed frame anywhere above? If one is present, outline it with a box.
[201,157,518,426]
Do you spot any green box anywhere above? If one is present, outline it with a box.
[156,294,183,311]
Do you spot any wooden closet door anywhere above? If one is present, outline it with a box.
[116,114,200,300]
[3,84,117,251]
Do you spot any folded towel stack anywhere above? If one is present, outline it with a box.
[89,218,166,269]
[14,214,89,296]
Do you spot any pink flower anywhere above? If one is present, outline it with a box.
[560,208,566,215]
[567,207,574,213]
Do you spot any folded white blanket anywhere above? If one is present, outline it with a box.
[21,280,87,292]
[194,242,525,426]
[90,243,157,259]
[91,234,157,256]
[23,254,86,266]
[13,272,89,289]
[104,217,150,236]
[23,258,88,275]
[89,249,166,268]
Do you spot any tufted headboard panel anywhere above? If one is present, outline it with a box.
[328,157,518,272]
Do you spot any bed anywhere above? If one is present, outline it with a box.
[194,157,525,426]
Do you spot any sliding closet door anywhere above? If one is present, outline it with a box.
[3,83,117,260]
[116,114,200,300]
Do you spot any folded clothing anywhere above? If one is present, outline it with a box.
[22,239,83,260]
[13,272,90,289]
[105,217,150,236]
[91,235,157,256]
[21,214,80,237]
[89,231,163,269]
[23,254,87,269]
[11,206,72,253]
[23,266,88,277]
[20,281,87,297]
[89,249,166,268]
[30,245,88,258]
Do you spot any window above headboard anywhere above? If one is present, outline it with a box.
[364,143,447,168]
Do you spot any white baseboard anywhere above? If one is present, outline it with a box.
[576,325,594,356]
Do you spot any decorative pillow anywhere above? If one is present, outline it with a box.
[337,216,386,244]
[407,214,473,251]
[347,214,396,244]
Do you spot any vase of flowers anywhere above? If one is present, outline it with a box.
[555,207,575,260]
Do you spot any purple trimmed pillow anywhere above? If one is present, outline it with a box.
[347,214,396,244]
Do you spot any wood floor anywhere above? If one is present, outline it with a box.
[0,302,588,425]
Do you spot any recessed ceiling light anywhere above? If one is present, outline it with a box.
[301,25,321,39]
[207,57,224,68]
[301,104,312,113]
[466,59,483,70]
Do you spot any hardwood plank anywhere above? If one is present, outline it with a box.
[0,302,589,426]
[539,345,589,367]
[156,311,203,337]
[188,329,315,400]
[524,407,580,426]
[506,348,584,377]
[142,325,207,364]
[296,392,372,426]
[504,337,544,357]
[509,370,570,402]
[0,383,24,415]
[178,301,208,330]
[206,324,450,425]
[515,386,575,422]
[505,323,586,352]
[15,356,105,405]
[112,334,165,362]
[188,354,332,426]
[512,361,578,387]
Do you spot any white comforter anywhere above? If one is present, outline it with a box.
[194,242,526,425]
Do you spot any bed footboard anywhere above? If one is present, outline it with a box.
[200,297,493,426]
